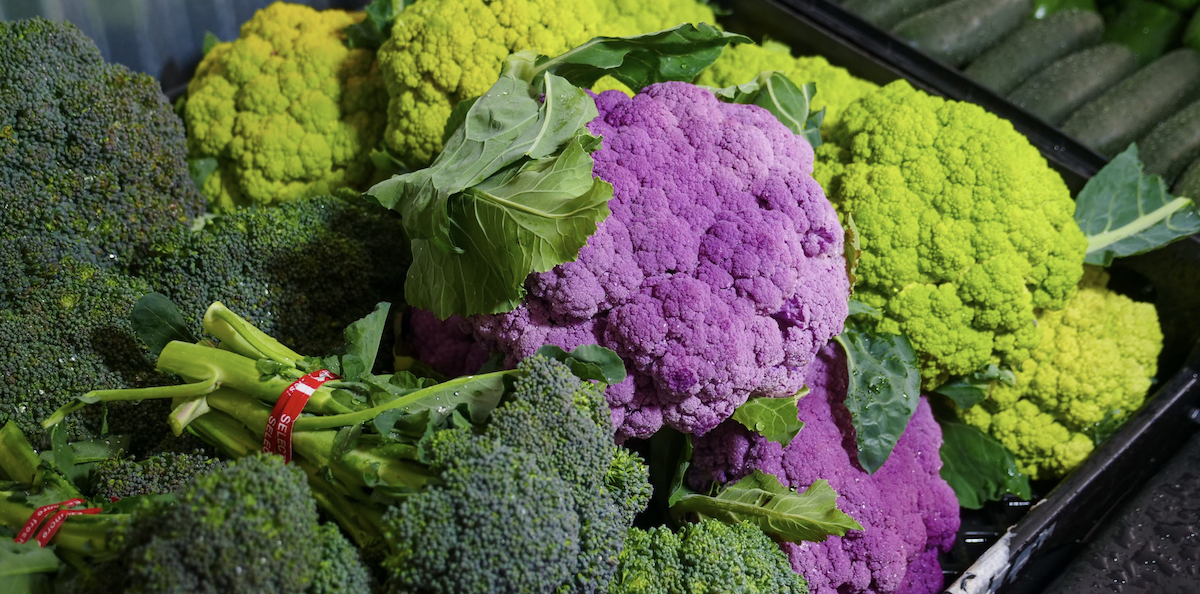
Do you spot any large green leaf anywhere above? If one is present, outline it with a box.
[0,539,61,581]
[534,23,750,91]
[671,470,862,543]
[730,389,808,447]
[834,319,922,474]
[938,421,1031,509]
[712,71,824,147]
[368,59,610,319]
[535,344,627,385]
[340,302,391,380]
[1076,143,1200,266]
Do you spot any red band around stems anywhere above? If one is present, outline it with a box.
[14,499,85,544]
[263,369,339,463]
[34,507,101,547]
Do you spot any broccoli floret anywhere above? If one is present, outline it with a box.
[0,18,204,292]
[142,194,409,356]
[310,523,376,594]
[89,450,225,500]
[0,250,172,448]
[381,354,653,594]
[611,520,810,594]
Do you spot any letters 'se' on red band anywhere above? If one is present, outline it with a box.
[262,369,338,463]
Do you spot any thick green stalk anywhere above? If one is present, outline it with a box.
[202,302,304,366]
[0,421,44,485]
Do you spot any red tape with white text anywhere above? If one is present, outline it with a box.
[263,369,339,463]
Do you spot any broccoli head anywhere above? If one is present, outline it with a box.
[310,522,375,594]
[611,519,810,594]
[817,81,1088,387]
[0,249,172,448]
[961,267,1163,480]
[376,0,715,167]
[184,3,389,209]
[89,450,225,500]
[0,18,204,278]
[381,354,653,594]
[142,194,409,356]
[694,40,878,129]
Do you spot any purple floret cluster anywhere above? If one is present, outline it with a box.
[463,81,849,440]
[689,343,961,594]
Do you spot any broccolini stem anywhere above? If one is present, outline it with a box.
[41,377,219,430]
[0,495,127,560]
[202,302,303,366]
[186,407,262,457]
[291,370,514,431]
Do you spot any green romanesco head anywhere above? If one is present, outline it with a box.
[694,39,878,129]
[962,268,1163,480]
[377,0,715,167]
[184,3,388,210]
[820,80,1088,387]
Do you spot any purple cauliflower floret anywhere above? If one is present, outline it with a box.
[463,81,849,440]
[407,309,491,378]
[689,343,960,594]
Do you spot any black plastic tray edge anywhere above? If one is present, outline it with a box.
[756,0,1110,191]
[943,339,1200,594]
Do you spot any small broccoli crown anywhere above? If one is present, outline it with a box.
[381,355,651,594]
[123,453,323,594]
[91,451,226,500]
[184,3,388,209]
[694,40,878,128]
[309,523,374,594]
[0,18,204,269]
[382,434,582,594]
[612,520,809,594]
[820,80,1088,386]
[963,268,1163,480]
[0,250,171,448]
[142,194,409,356]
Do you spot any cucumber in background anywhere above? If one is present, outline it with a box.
[1104,0,1184,65]
[1007,43,1139,125]
[1033,0,1099,18]
[1139,99,1200,183]
[1172,155,1200,198]
[841,0,955,28]
[1063,49,1200,156]
[893,0,1035,67]
[965,9,1104,94]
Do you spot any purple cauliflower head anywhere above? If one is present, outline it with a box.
[689,343,960,594]
[434,81,848,440]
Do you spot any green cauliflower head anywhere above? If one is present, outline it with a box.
[377,0,715,167]
[184,3,388,210]
[962,267,1163,480]
[694,39,878,129]
[820,81,1088,386]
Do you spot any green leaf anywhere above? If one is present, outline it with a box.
[344,0,406,50]
[1075,143,1200,266]
[833,319,922,474]
[368,62,612,318]
[846,298,880,320]
[201,32,221,56]
[938,421,1031,509]
[0,423,42,486]
[712,72,823,147]
[187,157,218,193]
[1083,409,1126,445]
[48,425,74,478]
[672,471,863,543]
[933,363,1015,410]
[442,96,479,146]
[0,539,62,578]
[130,293,197,357]
[730,389,808,447]
[341,302,391,380]
[535,344,627,385]
[69,437,129,463]
[532,23,751,91]
[647,428,696,509]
